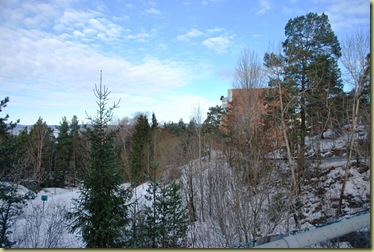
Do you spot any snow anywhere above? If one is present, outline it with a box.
[6,128,371,248]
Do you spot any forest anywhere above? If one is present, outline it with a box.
[0,12,370,248]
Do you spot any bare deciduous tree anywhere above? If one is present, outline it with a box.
[233,48,266,89]
[337,30,370,216]
[28,118,51,182]
[191,103,205,222]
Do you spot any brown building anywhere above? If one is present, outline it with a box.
[220,88,283,151]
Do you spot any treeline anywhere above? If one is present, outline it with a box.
[0,108,210,190]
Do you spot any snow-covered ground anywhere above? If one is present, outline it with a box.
[7,127,370,248]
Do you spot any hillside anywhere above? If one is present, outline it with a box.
[7,126,370,248]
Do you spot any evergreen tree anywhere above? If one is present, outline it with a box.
[150,112,159,164]
[142,161,160,248]
[281,12,342,191]
[126,194,145,248]
[361,53,371,107]
[163,119,186,135]
[203,105,224,132]
[0,181,35,248]
[55,116,72,187]
[69,115,82,186]
[128,114,151,183]
[0,97,35,248]
[142,161,189,248]
[203,105,226,161]
[0,97,20,178]
[151,112,158,130]
[67,72,132,248]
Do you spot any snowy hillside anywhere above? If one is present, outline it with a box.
[8,127,370,248]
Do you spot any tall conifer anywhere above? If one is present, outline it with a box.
[67,72,132,248]
[128,114,151,183]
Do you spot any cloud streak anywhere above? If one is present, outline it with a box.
[202,36,232,53]
[256,0,271,15]
[177,27,234,53]
[177,28,204,41]
[322,0,369,31]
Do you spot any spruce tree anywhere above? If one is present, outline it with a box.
[151,112,158,130]
[67,72,132,248]
[0,97,21,178]
[128,114,151,183]
[0,97,35,248]
[69,115,82,187]
[142,161,189,248]
[55,117,72,187]
[142,161,160,248]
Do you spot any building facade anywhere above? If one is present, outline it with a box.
[220,88,283,151]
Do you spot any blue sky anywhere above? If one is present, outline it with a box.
[0,0,370,125]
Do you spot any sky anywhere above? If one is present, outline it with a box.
[0,0,370,126]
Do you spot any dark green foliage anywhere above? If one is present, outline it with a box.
[203,105,225,133]
[54,115,85,187]
[163,119,186,135]
[67,76,132,248]
[0,97,35,248]
[0,97,19,137]
[0,182,35,248]
[151,112,158,130]
[125,195,145,248]
[55,117,71,187]
[280,12,343,190]
[205,105,224,127]
[0,97,21,178]
[141,161,189,248]
[68,115,86,186]
[361,53,371,107]
[282,12,342,135]
[128,114,151,183]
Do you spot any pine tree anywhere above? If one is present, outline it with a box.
[281,12,342,192]
[67,72,132,248]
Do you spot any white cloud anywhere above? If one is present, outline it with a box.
[0,1,223,125]
[177,28,204,41]
[119,94,211,124]
[201,0,220,5]
[144,7,161,15]
[281,0,369,31]
[53,8,124,42]
[202,36,231,53]
[177,27,234,53]
[256,0,271,15]
[125,32,150,42]
[207,28,224,34]
[0,21,191,124]
[320,0,369,31]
